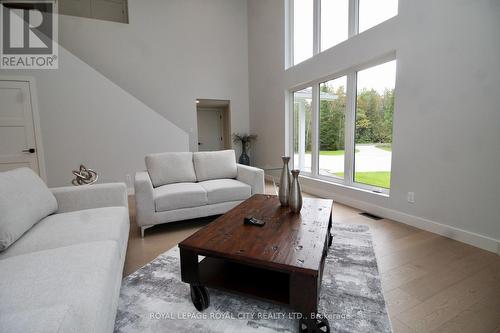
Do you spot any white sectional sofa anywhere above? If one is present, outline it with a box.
[135,150,265,237]
[0,168,129,333]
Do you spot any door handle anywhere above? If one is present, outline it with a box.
[22,148,36,153]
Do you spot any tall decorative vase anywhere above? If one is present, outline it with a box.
[278,156,291,206]
[289,169,303,213]
[238,143,250,165]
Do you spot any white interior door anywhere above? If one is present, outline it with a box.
[197,109,223,151]
[0,81,40,174]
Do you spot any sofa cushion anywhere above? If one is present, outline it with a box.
[0,305,75,333]
[0,207,129,260]
[154,183,207,212]
[199,179,251,205]
[0,168,57,251]
[193,150,237,182]
[146,152,196,187]
[0,241,121,333]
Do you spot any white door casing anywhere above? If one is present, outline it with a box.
[0,79,45,179]
[197,109,223,151]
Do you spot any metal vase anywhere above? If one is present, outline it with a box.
[238,142,250,165]
[278,156,291,206]
[289,169,303,213]
[238,151,250,165]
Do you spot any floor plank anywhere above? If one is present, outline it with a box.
[385,288,422,316]
[392,318,416,333]
[400,251,497,302]
[381,264,428,292]
[431,292,500,333]
[397,265,500,332]
[377,236,446,273]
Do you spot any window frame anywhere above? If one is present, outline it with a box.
[291,85,315,176]
[319,0,350,52]
[289,55,396,195]
[287,0,397,68]
[288,0,357,67]
[289,0,315,66]
[317,75,348,184]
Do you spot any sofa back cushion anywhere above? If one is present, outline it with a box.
[193,150,237,182]
[0,168,58,251]
[145,152,197,187]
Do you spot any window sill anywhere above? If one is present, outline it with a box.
[298,174,390,198]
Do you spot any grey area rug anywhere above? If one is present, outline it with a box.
[115,224,392,333]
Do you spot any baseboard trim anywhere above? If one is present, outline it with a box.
[301,183,500,255]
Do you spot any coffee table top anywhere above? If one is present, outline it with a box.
[179,194,333,276]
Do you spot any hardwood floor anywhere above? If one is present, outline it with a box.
[124,184,500,333]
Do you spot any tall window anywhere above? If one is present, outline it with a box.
[291,59,396,193]
[359,0,398,33]
[289,0,397,66]
[293,0,313,65]
[354,60,396,189]
[293,88,313,173]
[320,0,348,51]
[319,76,347,178]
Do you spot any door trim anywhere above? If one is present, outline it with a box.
[0,75,47,182]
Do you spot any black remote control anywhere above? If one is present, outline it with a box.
[244,216,265,227]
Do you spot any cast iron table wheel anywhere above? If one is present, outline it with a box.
[299,314,330,333]
[190,285,210,311]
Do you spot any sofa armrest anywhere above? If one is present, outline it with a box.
[134,171,155,227]
[50,183,128,214]
[236,164,265,195]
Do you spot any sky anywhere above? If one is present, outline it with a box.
[357,60,396,93]
[293,0,398,93]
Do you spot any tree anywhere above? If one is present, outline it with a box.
[355,88,394,144]
[319,85,346,151]
[296,85,394,152]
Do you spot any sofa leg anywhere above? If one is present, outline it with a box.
[139,225,153,238]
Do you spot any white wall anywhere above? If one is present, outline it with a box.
[1,45,189,187]
[58,0,250,151]
[248,0,286,169]
[248,0,500,250]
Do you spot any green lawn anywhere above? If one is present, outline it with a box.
[320,150,345,156]
[375,144,392,152]
[334,171,391,189]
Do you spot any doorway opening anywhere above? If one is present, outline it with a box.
[196,99,231,152]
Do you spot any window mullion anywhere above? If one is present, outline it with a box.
[311,85,319,177]
[287,0,294,68]
[285,91,293,160]
[313,0,320,55]
[348,0,359,38]
[344,72,356,186]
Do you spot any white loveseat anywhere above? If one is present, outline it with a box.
[135,150,264,237]
[0,168,129,333]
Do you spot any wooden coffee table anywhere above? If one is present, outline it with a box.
[179,194,333,332]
